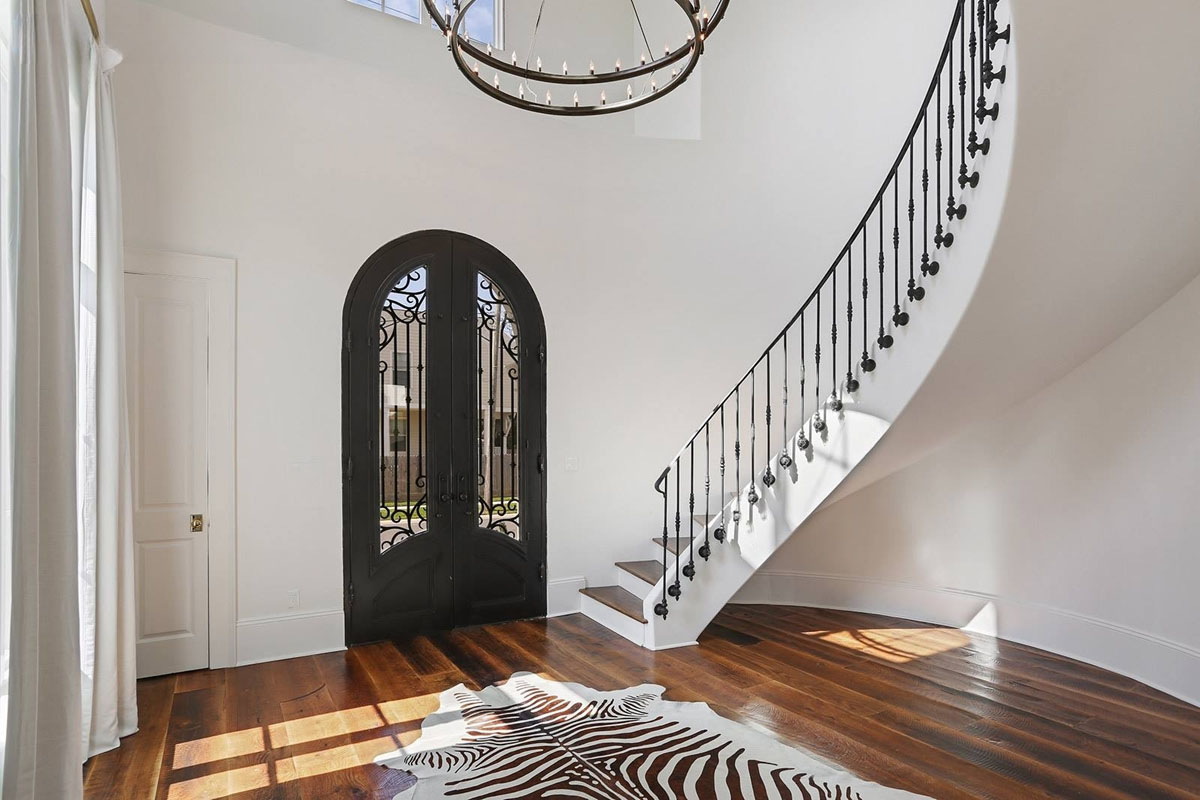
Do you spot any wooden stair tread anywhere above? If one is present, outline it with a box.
[616,560,663,585]
[579,586,647,624]
[652,536,691,555]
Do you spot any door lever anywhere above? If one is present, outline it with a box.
[456,473,469,502]
[438,475,451,505]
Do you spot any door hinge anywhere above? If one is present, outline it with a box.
[344,330,353,352]
[538,344,545,364]
[347,457,353,479]
[537,453,545,474]
[347,582,355,611]
[538,562,545,582]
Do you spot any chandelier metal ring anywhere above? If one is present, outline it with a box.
[424,0,731,116]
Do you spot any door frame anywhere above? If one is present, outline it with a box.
[125,248,238,669]
[341,230,548,643]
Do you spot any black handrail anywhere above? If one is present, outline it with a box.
[653,0,1009,620]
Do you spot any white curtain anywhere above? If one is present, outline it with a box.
[80,40,135,761]
[0,0,136,795]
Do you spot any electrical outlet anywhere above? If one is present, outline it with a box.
[287,589,300,609]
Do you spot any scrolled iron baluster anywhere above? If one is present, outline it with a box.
[780,331,794,467]
[923,113,941,277]
[684,443,697,579]
[957,6,978,192]
[700,423,712,559]
[861,233,875,373]
[968,0,991,158]
[908,148,924,303]
[797,316,810,450]
[830,267,843,412]
[945,38,966,231]
[934,77,946,249]
[716,406,727,542]
[654,468,669,618]
[747,369,760,504]
[877,208,894,349]
[668,459,682,599]
[733,387,742,522]
[813,291,827,433]
[893,179,910,327]
[763,354,776,486]
[846,247,859,392]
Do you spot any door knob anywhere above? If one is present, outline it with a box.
[191,514,204,532]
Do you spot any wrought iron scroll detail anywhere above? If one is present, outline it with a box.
[379,268,429,552]
[477,274,522,541]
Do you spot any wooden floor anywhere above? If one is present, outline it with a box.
[83,605,1200,799]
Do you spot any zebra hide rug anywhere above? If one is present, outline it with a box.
[376,672,928,799]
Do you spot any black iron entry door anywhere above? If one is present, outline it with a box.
[343,231,546,644]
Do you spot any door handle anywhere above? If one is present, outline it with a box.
[438,475,451,505]
[456,473,469,502]
[191,514,204,532]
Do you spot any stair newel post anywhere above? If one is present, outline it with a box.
[654,467,669,618]
[669,457,682,600]
[716,405,727,543]
[684,443,696,580]
[701,422,712,560]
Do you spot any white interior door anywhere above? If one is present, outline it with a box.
[126,272,211,678]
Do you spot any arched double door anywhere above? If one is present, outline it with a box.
[343,231,546,644]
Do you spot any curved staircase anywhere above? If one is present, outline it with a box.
[579,0,1015,649]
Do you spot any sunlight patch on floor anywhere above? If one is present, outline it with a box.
[165,690,441,799]
[814,627,970,663]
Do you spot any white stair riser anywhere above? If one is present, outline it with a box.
[579,594,646,647]
[617,569,656,597]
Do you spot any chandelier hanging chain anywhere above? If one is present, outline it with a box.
[423,0,731,116]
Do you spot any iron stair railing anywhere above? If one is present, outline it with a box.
[652,0,1011,620]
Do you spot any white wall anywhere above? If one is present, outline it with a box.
[746,271,1200,704]
[108,0,952,661]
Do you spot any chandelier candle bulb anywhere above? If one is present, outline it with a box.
[562,61,568,75]
[574,92,579,107]
[536,57,542,72]
[589,61,595,75]
[627,84,633,99]
[615,59,621,71]
[600,90,606,105]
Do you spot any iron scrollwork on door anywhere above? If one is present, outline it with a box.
[476,273,522,541]
[378,267,429,552]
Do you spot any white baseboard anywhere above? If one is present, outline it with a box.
[733,570,1200,707]
[236,608,346,666]
[547,576,586,618]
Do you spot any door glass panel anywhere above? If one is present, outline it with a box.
[476,272,521,541]
[379,267,428,552]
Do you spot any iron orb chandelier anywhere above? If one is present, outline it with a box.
[424,0,731,116]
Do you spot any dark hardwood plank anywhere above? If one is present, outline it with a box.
[84,605,1200,799]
